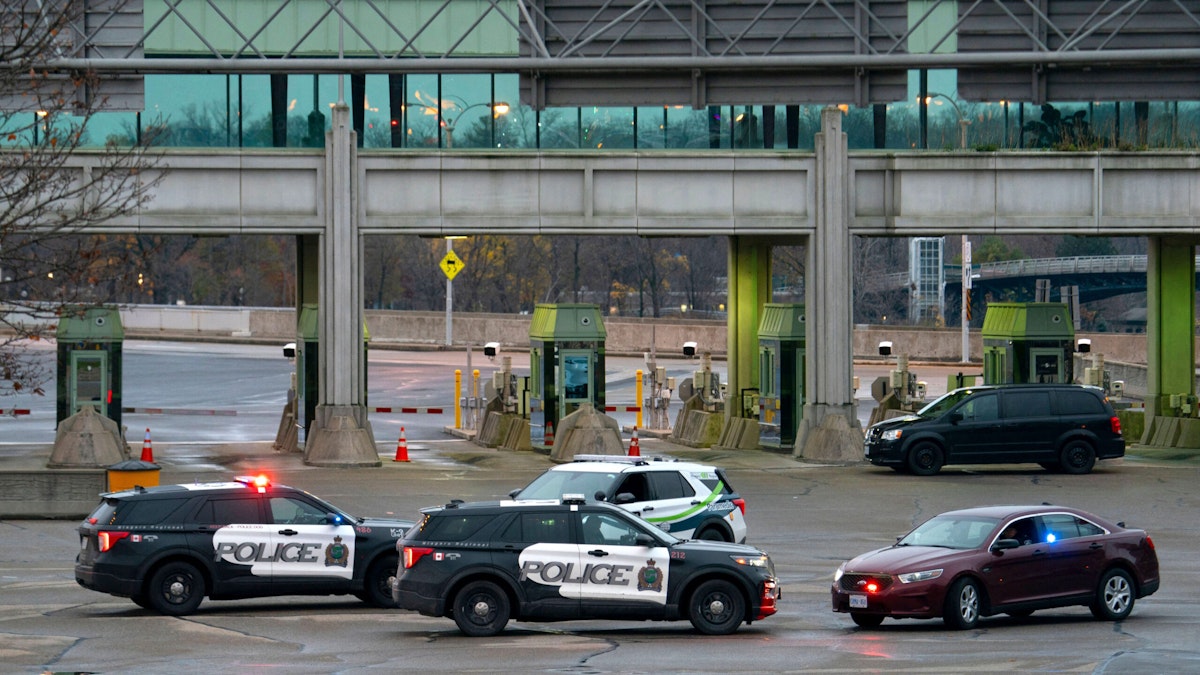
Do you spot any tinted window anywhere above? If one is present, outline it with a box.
[648,471,692,500]
[698,469,734,495]
[614,473,651,501]
[1057,390,1105,415]
[87,500,119,527]
[270,497,328,525]
[421,514,494,542]
[959,393,999,422]
[500,512,571,544]
[195,497,263,525]
[1003,391,1053,419]
[116,498,192,525]
[580,512,643,546]
[1040,514,1105,542]
[517,470,619,500]
[998,517,1038,546]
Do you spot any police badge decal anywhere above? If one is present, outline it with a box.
[325,536,349,568]
[637,559,663,592]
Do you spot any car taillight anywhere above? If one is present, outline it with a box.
[1145,535,1155,550]
[403,546,435,569]
[1110,416,1122,435]
[98,531,129,553]
[732,498,746,516]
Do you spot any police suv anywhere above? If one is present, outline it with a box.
[75,475,413,615]
[392,495,779,636]
[510,456,749,543]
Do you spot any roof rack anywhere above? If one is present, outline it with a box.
[572,454,648,465]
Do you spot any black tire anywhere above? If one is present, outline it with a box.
[851,613,884,628]
[688,579,745,635]
[942,577,982,630]
[146,561,206,616]
[452,581,510,637]
[907,442,944,476]
[1060,440,1097,475]
[1090,568,1135,621]
[1038,462,1061,472]
[696,525,731,542]
[363,554,399,608]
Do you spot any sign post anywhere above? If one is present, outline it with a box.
[961,236,971,363]
[441,244,464,346]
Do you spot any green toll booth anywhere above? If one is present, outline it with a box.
[757,303,806,450]
[981,302,1076,385]
[529,304,606,447]
[56,306,124,428]
[296,304,370,439]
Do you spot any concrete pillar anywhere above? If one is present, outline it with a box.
[800,107,862,461]
[1142,236,1196,428]
[726,237,771,418]
[304,102,379,467]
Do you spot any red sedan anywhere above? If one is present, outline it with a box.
[831,505,1160,629]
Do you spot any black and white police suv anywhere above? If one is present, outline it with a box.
[392,495,779,636]
[75,475,414,615]
[510,455,749,543]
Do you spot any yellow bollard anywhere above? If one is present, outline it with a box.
[455,369,462,429]
[635,369,644,429]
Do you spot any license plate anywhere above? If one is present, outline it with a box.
[80,537,88,550]
[849,594,868,609]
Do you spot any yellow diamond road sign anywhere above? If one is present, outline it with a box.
[440,250,464,280]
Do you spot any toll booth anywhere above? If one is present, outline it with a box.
[757,303,806,449]
[529,304,606,446]
[295,304,370,439]
[56,306,124,428]
[981,302,1075,385]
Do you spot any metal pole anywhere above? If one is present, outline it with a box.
[445,238,453,346]
[961,235,971,363]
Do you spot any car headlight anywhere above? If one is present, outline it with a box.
[897,568,943,584]
[731,553,770,568]
[881,429,903,441]
[833,564,845,582]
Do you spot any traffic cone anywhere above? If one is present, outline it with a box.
[628,426,641,457]
[393,427,410,462]
[140,428,154,462]
[545,421,554,447]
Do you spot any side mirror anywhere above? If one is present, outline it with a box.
[634,533,656,547]
[594,490,608,502]
[326,512,344,526]
[991,538,1020,553]
[947,411,963,424]
[613,492,636,505]
[508,488,522,499]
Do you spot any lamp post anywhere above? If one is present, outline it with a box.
[925,92,970,149]
[408,97,510,148]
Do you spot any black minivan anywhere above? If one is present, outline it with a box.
[864,384,1124,475]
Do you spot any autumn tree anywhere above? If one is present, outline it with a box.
[1,1,163,398]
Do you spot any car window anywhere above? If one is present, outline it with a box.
[958,393,999,422]
[500,512,572,544]
[1002,390,1053,419]
[115,498,192,525]
[614,473,651,501]
[580,512,642,546]
[422,514,493,541]
[997,517,1038,546]
[648,471,692,500]
[517,470,619,500]
[195,496,263,525]
[1057,390,1105,415]
[698,469,734,495]
[900,515,998,549]
[1039,513,1105,542]
[270,496,329,525]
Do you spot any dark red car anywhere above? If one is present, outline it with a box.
[831,505,1160,629]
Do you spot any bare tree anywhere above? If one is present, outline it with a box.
[1,1,163,398]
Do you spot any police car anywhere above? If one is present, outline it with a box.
[392,495,779,636]
[509,456,749,543]
[75,475,414,615]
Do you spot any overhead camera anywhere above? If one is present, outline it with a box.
[1076,338,1091,353]
[282,342,296,359]
[682,341,698,357]
[878,340,893,357]
[484,342,500,360]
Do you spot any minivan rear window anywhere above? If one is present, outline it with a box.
[1057,390,1105,415]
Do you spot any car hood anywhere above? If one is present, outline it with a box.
[845,545,972,572]
[674,539,765,556]
[359,516,415,530]
[869,415,920,431]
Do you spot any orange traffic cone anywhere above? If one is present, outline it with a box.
[545,421,554,447]
[393,427,410,462]
[628,426,641,457]
[140,428,154,462]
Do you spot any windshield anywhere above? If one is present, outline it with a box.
[915,388,979,418]
[898,515,1000,550]
[516,470,619,501]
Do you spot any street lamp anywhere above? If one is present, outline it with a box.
[923,92,970,149]
[406,96,510,148]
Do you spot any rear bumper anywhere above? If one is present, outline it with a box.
[75,564,142,598]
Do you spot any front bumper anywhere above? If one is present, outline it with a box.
[830,583,940,620]
[863,438,904,466]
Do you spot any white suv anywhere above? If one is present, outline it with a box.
[510,456,748,543]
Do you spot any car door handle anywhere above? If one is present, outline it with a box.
[1032,549,1046,556]
[1089,542,1103,550]
[278,529,298,536]
[641,506,655,512]
[588,549,609,557]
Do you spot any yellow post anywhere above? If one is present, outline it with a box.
[473,369,481,429]
[454,369,462,429]
[635,369,644,429]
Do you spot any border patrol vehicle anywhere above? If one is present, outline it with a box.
[392,495,779,636]
[75,475,413,615]
[509,456,749,543]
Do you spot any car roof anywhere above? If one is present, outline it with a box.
[423,498,629,515]
[550,455,718,473]
[935,504,1104,522]
[103,477,295,499]
[946,383,1105,395]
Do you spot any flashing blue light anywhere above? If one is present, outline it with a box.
[330,514,344,525]
[1046,533,1057,543]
